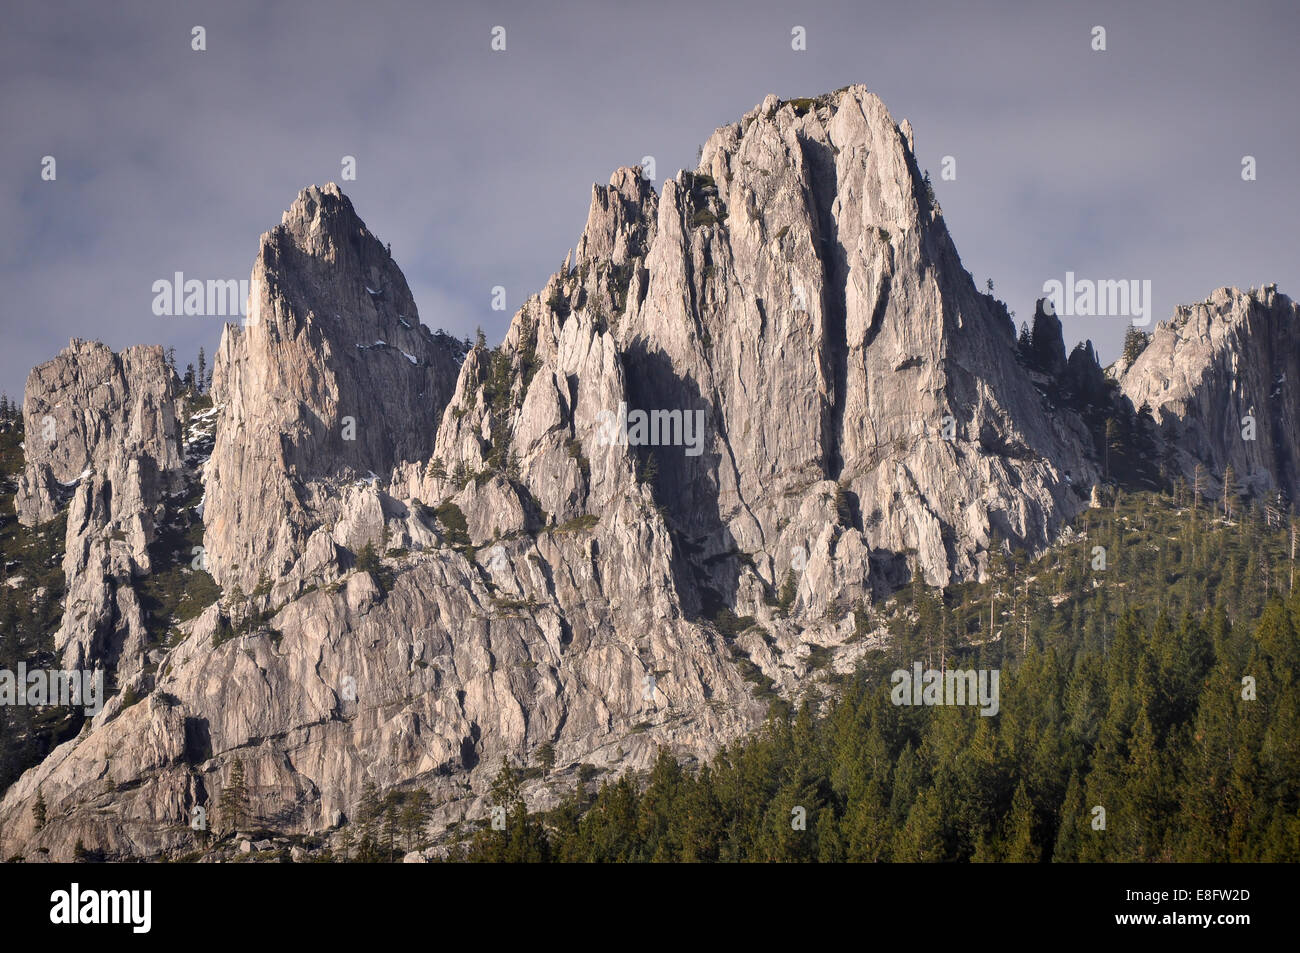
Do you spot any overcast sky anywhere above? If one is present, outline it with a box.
[2,0,1297,399]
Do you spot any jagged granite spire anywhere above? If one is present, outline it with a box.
[203,183,465,595]
[16,339,184,677]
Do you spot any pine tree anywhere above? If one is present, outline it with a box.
[777,570,798,613]
[400,789,433,850]
[356,780,382,859]
[217,758,249,835]
[382,793,400,860]
[635,748,682,861]
[336,825,353,862]
[535,742,556,774]
[1051,772,1086,862]
[33,788,46,830]
[893,785,947,862]
[1104,417,1120,479]
[1003,781,1040,862]
[669,765,723,862]
[472,761,549,862]
[815,807,844,862]
[1121,326,1150,366]
[197,347,207,393]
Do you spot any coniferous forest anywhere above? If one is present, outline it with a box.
[450,490,1300,862]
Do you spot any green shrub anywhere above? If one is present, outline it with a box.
[554,514,599,534]
[778,570,798,613]
[434,501,471,547]
[566,439,590,481]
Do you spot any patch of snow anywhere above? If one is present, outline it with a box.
[402,351,418,365]
[56,468,91,487]
[366,287,380,295]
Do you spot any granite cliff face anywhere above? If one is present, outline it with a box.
[0,86,1288,861]
[614,90,1096,608]
[1117,285,1300,500]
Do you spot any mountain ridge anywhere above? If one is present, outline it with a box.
[0,84,1292,860]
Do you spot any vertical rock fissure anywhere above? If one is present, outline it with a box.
[799,137,850,480]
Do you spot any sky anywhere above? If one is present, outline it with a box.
[1,0,1297,399]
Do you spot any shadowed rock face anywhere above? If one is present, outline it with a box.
[1118,285,1300,501]
[1,87,1288,861]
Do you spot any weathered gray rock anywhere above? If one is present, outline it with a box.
[15,339,185,677]
[202,183,466,597]
[0,175,763,861]
[1118,285,1300,500]
[0,532,762,859]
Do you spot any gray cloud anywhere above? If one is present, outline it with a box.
[1,0,1297,398]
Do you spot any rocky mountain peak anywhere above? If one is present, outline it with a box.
[202,183,466,595]
[605,85,1095,597]
[575,167,658,267]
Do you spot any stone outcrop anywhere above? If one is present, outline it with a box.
[1118,285,1300,500]
[15,340,184,677]
[202,183,466,597]
[611,89,1095,606]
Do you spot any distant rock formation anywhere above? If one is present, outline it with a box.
[1117,284,1300,501]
